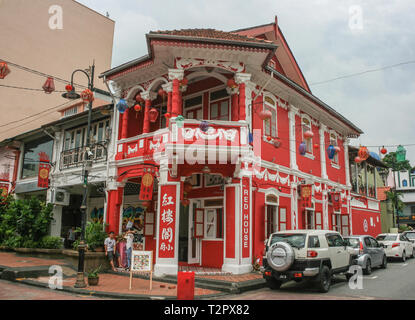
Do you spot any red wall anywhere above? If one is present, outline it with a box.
[202,240,224,268]
[351,209,381,237]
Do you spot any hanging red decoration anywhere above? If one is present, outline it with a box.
[164,112,171,119]
[181,199,190,207]
[134,104,141,112]
[358,146,369,161]
[183,182,193,193]
[304,130,314,139]
[158,88,167,99]
[180,78,188,89]
[42,77,55,94]
[80,89,94,103]
[354,156,362,163]
[135,93,145,104]
[259,109,272,120]
[37,152,50,189]
[65,84,73,92]
[227,78,238,89]
[148,108,159,123]
[0,62,11,80]
[266,135,272,141]
[380,146,387,155]
[334,146,341,153]
[313,143,319,149]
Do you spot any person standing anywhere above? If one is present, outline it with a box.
[104,231,118,271]
[125,228,135,271]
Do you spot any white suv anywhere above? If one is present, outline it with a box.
[263,230,355,293]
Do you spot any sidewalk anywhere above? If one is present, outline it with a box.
[0,252,265,299]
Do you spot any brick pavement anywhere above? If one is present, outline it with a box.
[196,273,263,282]
[0,252,66,268]
[32,273,220,297]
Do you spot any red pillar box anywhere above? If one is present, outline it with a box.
[177,271,195,300]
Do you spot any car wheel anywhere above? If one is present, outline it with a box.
[363,259,372,275]
[316,265,331,293]
[381,255,387,269]
[402,251,406,262]
[265,278,282,290]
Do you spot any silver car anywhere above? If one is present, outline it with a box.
[344,235,387,275]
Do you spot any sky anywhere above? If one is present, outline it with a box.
[78,0,415,165]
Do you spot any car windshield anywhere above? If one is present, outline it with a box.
[405,233,415,240]
[376,235,397,241]
[270,233,306,249]
[345,238,360,248]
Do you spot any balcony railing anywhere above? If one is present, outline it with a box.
[60,144,107,170]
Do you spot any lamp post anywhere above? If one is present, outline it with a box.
[62,64,95,288]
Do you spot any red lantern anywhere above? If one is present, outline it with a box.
[65,84,73,92]
[354,156,362,163]
[134,104,141,112]
[180,78,188,87]
[259,109,272,120]
[135,93,145,104]
[227,78,238,89]
[42,77,55,94]
[380,147,387,155]
[184,182,193,193]
[0,62,11,79]
[358,146,369,161]
[158,88,167,98]
[81,89,94,103]
[314,144,319,149]
[304,130,314,139]
[266,135,272,141]
[164,112,171,119]
[181,199,190,207]
[149,108,159,123]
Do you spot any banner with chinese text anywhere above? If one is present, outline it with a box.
[158,185,177,258]
[301,184,313,208]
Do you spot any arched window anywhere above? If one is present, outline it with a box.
[302,116,313,154]
[263,95,277,138]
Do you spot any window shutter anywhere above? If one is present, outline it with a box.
[144,211,155,237]
[194,208,204,238]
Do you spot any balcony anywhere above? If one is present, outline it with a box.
[115,120,250,163]
[60,144,107,170]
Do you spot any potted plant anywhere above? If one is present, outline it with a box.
[87,265,101,286]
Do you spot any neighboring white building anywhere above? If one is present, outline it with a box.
[393,170,415,226]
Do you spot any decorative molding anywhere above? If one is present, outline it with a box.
[175,57,245,73]
[168,68,185,81]
[234,72,251,84]
[181,127,238,142]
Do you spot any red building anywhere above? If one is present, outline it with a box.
[100,17,381,276]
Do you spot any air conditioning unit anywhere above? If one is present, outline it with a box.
[51,189,70,206]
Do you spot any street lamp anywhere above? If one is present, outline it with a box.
[62,64,95,288]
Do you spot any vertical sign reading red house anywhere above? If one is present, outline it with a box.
[158,185,177,258]
[241,177,250,258]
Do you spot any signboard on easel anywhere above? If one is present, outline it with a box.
[129,250,153,291]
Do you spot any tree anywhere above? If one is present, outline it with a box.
[382,152,412,171]
[386,190,404,229]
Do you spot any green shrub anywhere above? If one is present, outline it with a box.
[0,197,54,248]
[40,236,62,249]
[72,222,107,252]
[22,239,39,248]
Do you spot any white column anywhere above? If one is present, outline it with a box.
[288,106,298,171]
[322,189,329,229]
[50,205,62,237]
[344,138,351,187]
[320,124,328,179]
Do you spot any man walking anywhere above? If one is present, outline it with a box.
[104,231,118,271]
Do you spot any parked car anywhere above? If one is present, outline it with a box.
[376,233,414,262]
[263,230,355,293]
[344,235,387,275]
[402,231,415,250]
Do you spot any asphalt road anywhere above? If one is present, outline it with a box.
[223,257,415,300]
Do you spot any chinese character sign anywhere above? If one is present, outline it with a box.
[139,172,154,201]
[301,185,313,208]
[331,192,341,212]
[158,185,177,258]
[241,177,250,258]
